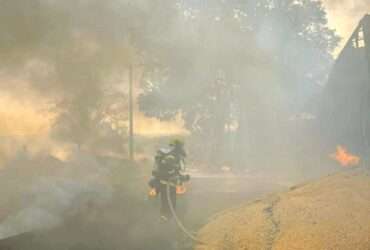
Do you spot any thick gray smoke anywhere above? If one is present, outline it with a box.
[0,2,179,246]
[0,0,175,153]
[0,150,113,240]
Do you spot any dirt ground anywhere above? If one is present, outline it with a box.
[196,168,370,250]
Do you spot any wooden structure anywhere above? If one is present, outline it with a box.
[319,14,370,155]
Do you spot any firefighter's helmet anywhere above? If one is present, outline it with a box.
[169,138,184,147]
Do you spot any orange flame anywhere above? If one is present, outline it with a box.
[148,188,157,197]
[330,145,360,167]
[176,184,187,195]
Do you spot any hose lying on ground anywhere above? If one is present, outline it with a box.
[163,180,231,248]
[165,182,205,244]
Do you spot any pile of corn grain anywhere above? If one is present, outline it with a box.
[196,169,370,250]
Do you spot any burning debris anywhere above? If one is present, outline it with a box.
[330,145,360,167]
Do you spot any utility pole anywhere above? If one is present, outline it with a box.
[129,64,134,161]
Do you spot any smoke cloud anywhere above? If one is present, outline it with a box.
[0,150,113,240]
[0,0,188,157]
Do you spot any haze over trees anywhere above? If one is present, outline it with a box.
[0,0,340,172]
[139,0,340,171]
[0,0,176,156]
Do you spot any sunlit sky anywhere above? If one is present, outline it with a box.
[0,3,369,139]
[322,0,370,55]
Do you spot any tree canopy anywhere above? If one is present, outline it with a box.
[139,0,340,169]
[0,0,340,164]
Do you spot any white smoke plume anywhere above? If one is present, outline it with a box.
[0,150,113,240]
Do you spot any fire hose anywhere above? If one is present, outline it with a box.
[165,184,237,249]
[154,179,227,248]
[164,181,206,245]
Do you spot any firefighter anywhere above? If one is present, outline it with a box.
[149,139,189,221]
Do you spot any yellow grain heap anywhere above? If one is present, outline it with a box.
[196,169,370,250]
